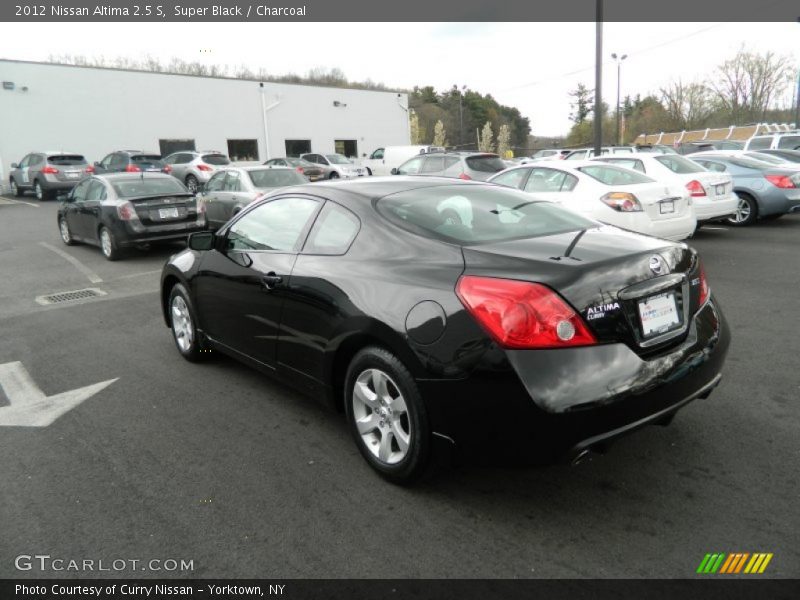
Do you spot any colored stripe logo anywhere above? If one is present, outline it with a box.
[697,553,773,574]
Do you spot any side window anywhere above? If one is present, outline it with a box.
[86,180,107,201]
[421,156,445,173]
[777,135,800,150]
[371,148,384,160]
[398,156,425,175]
[303,202,360,255]
[223,171,242,192]
[163,155,177,165]
[696,160,727,173]
[491,168,529,189]
[205,172,226,192]
[18,155,31,168]
[110,154,127,168]
[525,168,567,193]
[444,156,461,169]
[747,137,771,151]
[227,197,319,252]
[561,173,579,191]
[275,159,287,166]
[71,179,92,202]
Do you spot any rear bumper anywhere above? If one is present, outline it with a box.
[693,194,738,221]
[417,298,730,462]
[113,219,206,246]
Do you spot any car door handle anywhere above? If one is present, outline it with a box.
[261,273,283,290]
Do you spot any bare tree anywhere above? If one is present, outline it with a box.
[659,79,714,130]
[711,47,795,124]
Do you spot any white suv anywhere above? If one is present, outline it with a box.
[744,132,800,152]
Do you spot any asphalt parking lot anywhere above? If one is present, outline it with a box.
[0,194,798,579]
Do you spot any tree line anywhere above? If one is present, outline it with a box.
[566,47,797,147]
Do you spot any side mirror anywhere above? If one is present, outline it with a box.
[391,168,399,175]
[10,163,18,169]
[188,231,215,251]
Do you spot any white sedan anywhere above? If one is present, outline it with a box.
[488,160,696,241]
[590,153,738,224]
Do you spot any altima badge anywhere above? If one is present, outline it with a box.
[649,255,667,276]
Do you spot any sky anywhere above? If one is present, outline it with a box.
[1,22,798,137]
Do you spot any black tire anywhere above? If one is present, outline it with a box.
[365,167,373,176]
[98,226,122,261]
[185,175,199,194]
[58,217,76,246]
[329,172,340,179]
[167,283,207,362]
[726,193,758,226]
[10,178,23,197]
[33,180,49,201]
[344,346,431,485]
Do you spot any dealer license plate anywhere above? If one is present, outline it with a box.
[659,199,675,214]
[159,207,179,219]
[65,171,81,179]
[638,291,680,337]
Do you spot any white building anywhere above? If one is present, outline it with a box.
[0,59,411,192]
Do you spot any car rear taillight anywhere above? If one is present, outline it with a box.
[197,164,213,172]
[162,165,172,174]
[698,263,710,306]
[125,164,141,173]
[458,173,472,181]
[116,202,136,220]
[685,180,706,197]
[765,174,795,189]
[456,276,597,349]
[296,167,305,174]
[84,165,95,174]
[600,192,643,212]
[41,166,59,174]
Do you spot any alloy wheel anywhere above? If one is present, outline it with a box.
[186,176,199,193]
[34,182,43,200]
[10,180,18,196]
[731,197,751,224]
[59,219,72,244]
[100,229,113,257]
[171,295,194,353]
[352,368,411,465]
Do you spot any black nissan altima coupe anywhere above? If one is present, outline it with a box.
[160,177,730,483]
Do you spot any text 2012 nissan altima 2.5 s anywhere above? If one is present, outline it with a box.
[160,177,730,484]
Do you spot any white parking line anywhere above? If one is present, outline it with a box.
[113,269,162,280]
[38,242,104,284]
[0,197,39,208]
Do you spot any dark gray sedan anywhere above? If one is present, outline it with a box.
[200,166,308,230]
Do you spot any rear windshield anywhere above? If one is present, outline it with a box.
[132,155,163,163]
[654,155,705,174]
[577,165,654,185]
[465,155,506,173]
[712,157,771,170]
[376,184,596,245]
[202,154,231,165]
[47,154,87,165]
[745,152,784,165]
[111,177,189,198]
[247,169,307,188]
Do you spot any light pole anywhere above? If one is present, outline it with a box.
[593,0,603,157]
[611,53,627,146]
[457,84,466,149]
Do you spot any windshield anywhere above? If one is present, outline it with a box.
[248,169,307,188]
[326,154,352,165]
[111,177,189,198]
[577,165,655,185]
[654,155,706,174]
[202,154,231,165]
[376,184,596,245]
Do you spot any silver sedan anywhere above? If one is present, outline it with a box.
[199,166,308,230]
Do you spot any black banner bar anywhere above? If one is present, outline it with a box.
[1,0,799,22]
[3,579,800,600]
